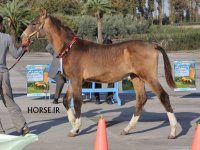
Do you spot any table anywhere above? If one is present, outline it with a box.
[48,78,121,106]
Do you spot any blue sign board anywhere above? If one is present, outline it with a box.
[174,60,196,91]
[26,65,50,97]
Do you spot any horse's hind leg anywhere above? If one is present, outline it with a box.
[147,79,177,139]
[121,77,147,135]
[68,79,82,137]
[63,85,76,128]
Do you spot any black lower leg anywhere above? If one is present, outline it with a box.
[159,90,173,113]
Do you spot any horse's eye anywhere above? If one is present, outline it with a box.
[32,23,36,26]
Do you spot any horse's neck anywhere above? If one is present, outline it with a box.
[44,31,62,54]
[44,20,74,55]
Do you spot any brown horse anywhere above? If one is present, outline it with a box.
[34,82,47,89]
[21,9,177,138]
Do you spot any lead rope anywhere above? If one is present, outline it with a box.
[8,49,27,71]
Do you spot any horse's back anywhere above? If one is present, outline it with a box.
[79,40,157,82]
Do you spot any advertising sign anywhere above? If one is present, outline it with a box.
[26,65,50,96]
[174,60,196,91]
[122,77,134,93]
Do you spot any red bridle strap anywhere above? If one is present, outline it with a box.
[56,37,77,58]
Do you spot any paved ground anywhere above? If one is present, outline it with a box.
[0,51,199,150]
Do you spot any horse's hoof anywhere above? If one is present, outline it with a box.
[121,130,128,135]
[168,135,176,139]
[68,132,77,137]
[67,129,80,137]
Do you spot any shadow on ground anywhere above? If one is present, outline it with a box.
[81,107,200,138]
[181,92,200,98]
[9,93,199,138]
[9,109,200,138]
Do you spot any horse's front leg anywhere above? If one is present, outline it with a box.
[63,85,76,128]
[68,79,82,137]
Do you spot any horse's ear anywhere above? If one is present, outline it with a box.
[40,9,47,19]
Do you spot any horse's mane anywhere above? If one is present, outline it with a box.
[49,15,75,36]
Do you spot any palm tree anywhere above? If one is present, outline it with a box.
[0,0,31,38]
[0,0,8,4]
[83,0,112,44]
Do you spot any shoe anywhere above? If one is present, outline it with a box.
[22,123,30,136]
[106,95,113,105]
[95,96,101,104]
[53,99,59,104]
[0,130,5,134]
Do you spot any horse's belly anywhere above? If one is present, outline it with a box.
[84,71,130,83]
[83,59,133,83]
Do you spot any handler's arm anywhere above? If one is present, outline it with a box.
[8,35,25,59]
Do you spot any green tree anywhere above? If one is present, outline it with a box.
[0,0,31,38]
[75,15,96,40]
[103,14,149,38]
[194,0,200,22]
[54,13,76,32]
[40,0,81,15]
[157,0,163,26]
[111,0,135,16]
[169,0,190,24]
[0,0,8,4]
[135,0,146,19]
[174,0,189,23]
[83,0,113,44]
[189,0,196,22]
[169,0,176,24]
[146,0,154,25]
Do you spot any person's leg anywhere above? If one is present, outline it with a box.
[0,120,5,134]
[53,72,66,104]
[94,83,101,104]
[106,83,114,104]
[0,74,5,134]
[1,71,29,135]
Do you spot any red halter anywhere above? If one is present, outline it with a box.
[56,37,77,58]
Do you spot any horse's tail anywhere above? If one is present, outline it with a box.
[154,43,176,89]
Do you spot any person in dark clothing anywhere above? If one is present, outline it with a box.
[95,37,114,104]
[46,44,67,104]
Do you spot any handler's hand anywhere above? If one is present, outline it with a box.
[24,47,30,52]
[21,37,30,47]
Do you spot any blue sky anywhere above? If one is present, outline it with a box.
[163,0,169,15]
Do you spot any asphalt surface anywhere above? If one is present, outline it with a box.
[0,51,199,150]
